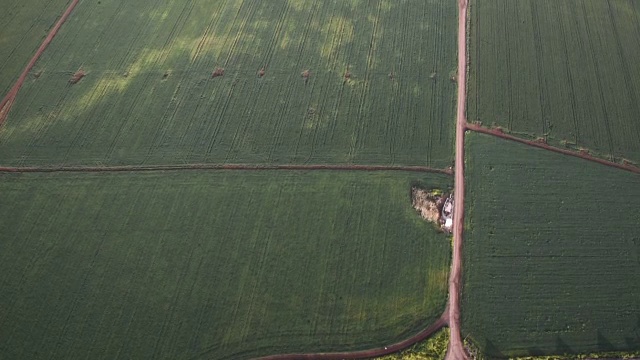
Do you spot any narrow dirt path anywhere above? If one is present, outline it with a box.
[445,0,469,359]
[253,315,447,360]
[465,123,640,174]
[0,163,454,175]
[0,0,80,126]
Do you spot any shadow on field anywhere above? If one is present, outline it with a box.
[525,346,545,357]
[483,339,504,358]
[625,315,640,348]
[598,330,621,352]
[554,336,573,356]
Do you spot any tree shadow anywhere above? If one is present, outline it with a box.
[625,314,640,348]
[483,338,505,359]
[554,336,573,356]
[597,330,614,351]
[525,346,545,357]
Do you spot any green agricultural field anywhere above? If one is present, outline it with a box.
[462,133,640,358]
[0,170,451,359]
[0,0,457,167]
[0,0,72,95]
[376,328,449,360]
[468,0,640,164]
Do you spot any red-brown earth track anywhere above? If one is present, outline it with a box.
[253,315,447,360]
[465,123,640,174]
[445,0,470,359]
[0,164,453,175]
[0,0,80,126]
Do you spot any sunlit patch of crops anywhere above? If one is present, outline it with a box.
[468,0,640,164]
[319,16,355,61]
[375,328,449,360]
[0,0,457,168]
[462,133,640,358]
[0,170,451,359]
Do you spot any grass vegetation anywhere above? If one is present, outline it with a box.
[0,170,451,359]
[462,133,640,358]
[375,328,449,360]
[0,0,73,96]
[468,0,640,164]
[0,0,456,167]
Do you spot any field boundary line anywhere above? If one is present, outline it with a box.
[0,163,454,175]
[251,315,447,360]
[0,0,80,126]
[466,123,640,174]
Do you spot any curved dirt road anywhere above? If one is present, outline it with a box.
[251,315,447,360]
[445,0,469,359]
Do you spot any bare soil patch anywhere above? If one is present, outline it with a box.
[69,70,86,84]
[211,67,224,78]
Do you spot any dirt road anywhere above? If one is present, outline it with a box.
[465,123,640,174]
[251,315,447,360]
[0,0,80,125]
[0,163,453,175]
[445,0,469,359]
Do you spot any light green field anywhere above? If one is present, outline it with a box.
[0,170,451,359]
[462,133,640,358]
[376,328,449,360]
[0,0,72,96]
[0,0,457,167]
[468,0,640,164]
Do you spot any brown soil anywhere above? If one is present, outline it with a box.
[211,67,224,78]
[69,70,86,84]
[301,69,310,84]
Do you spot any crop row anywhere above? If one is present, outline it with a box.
[0,0,72,96]
[468,0,640,164]
[462,133,640,357]
[0,0,457,168]
[0,170,452,359]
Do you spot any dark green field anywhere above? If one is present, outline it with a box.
[462,133,640,357]
[0,0,456,167]
[468,0,640,164]
[0,170,451,359]
[0,0,72,95]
